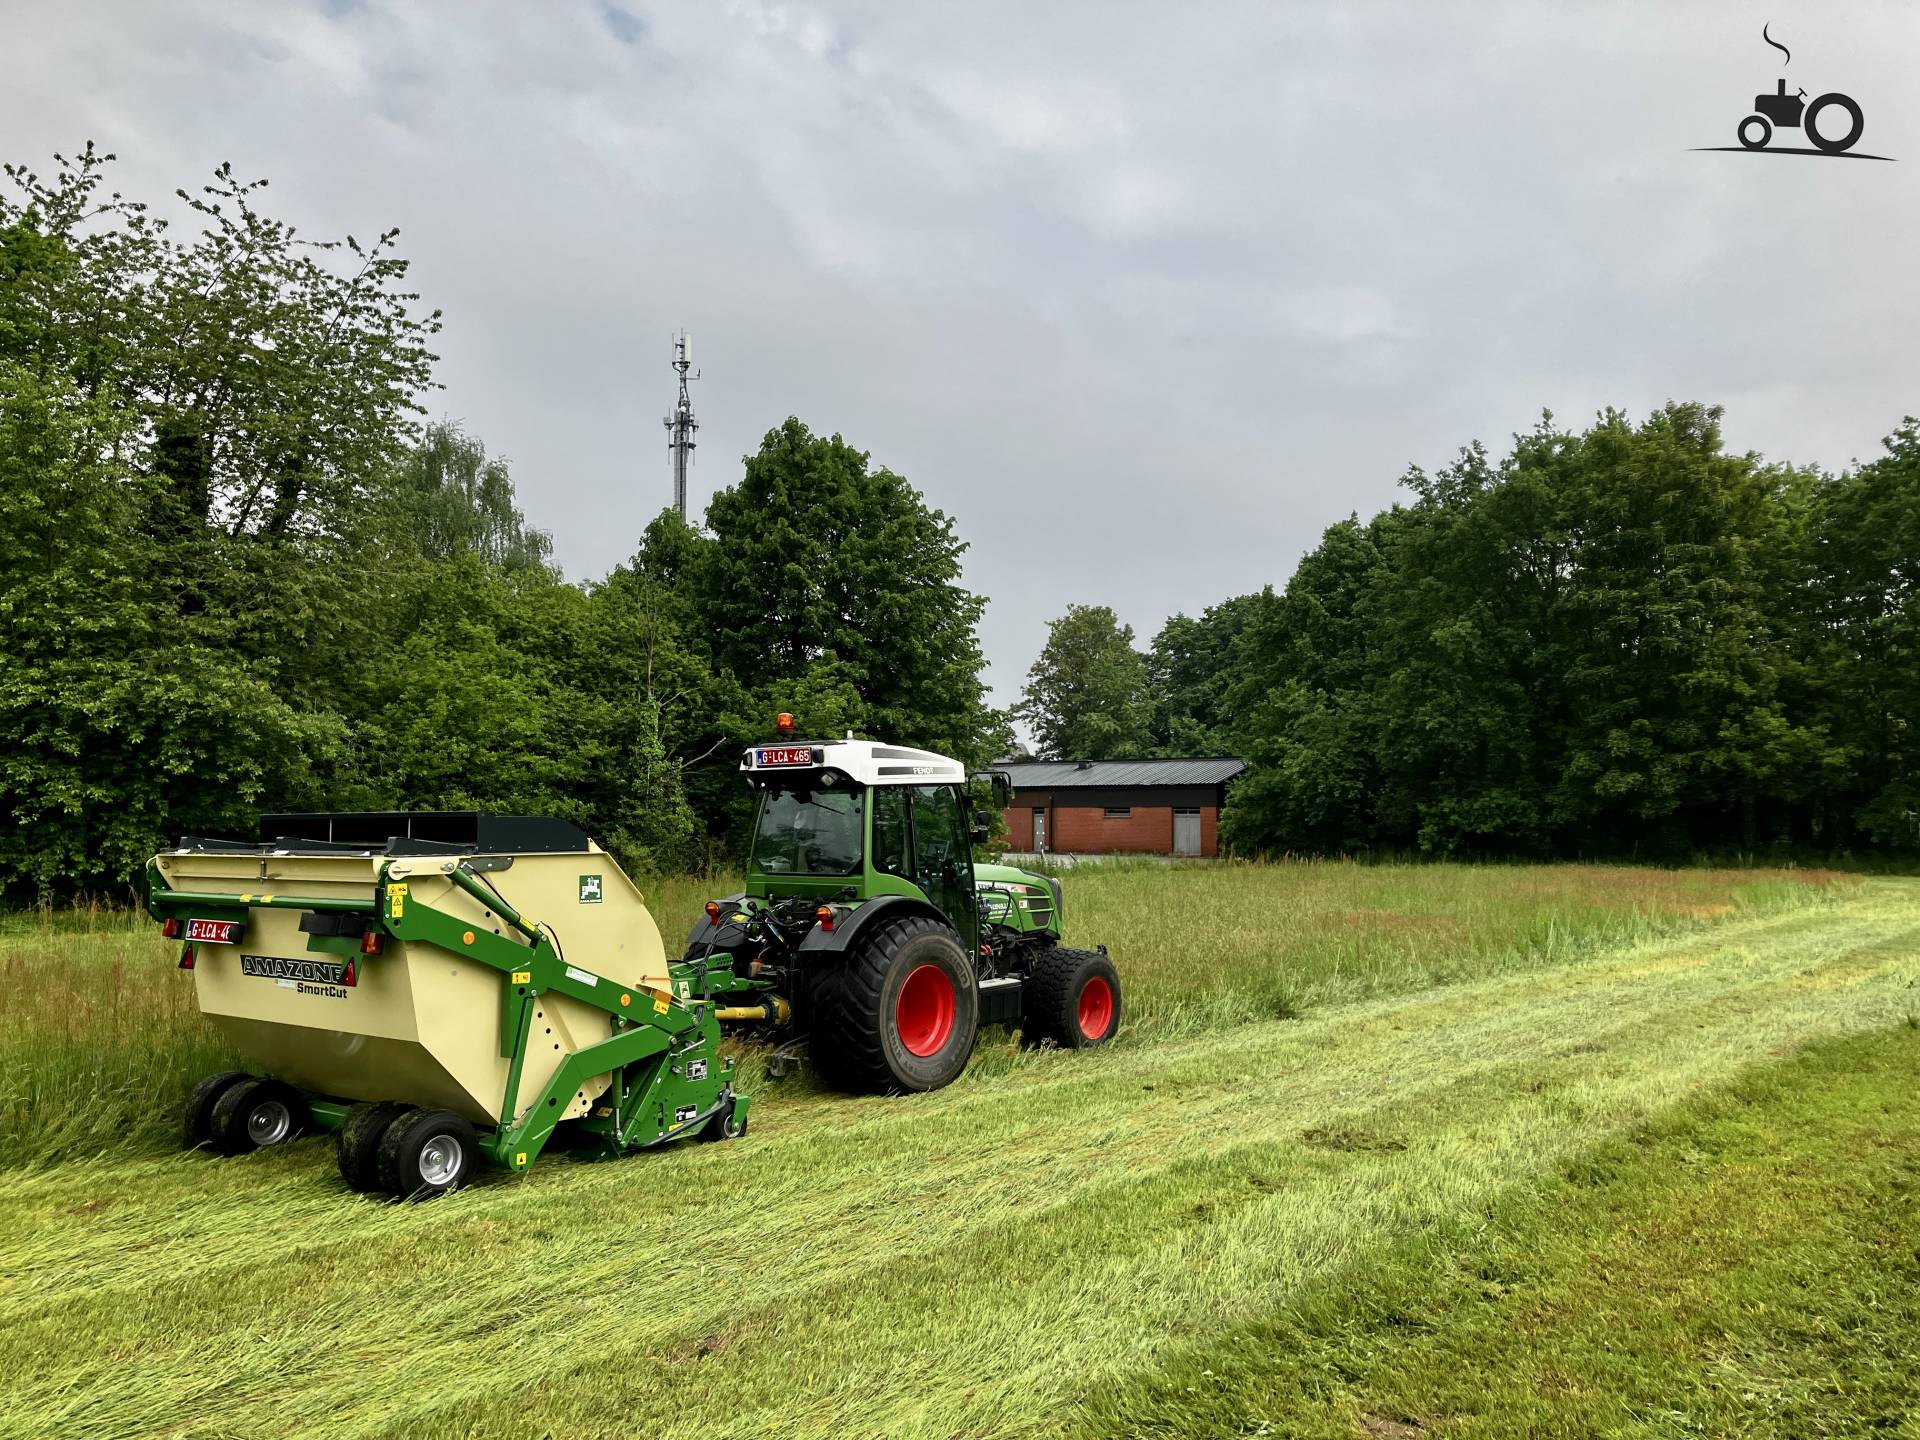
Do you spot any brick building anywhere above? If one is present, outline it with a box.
[995,758,1246,858]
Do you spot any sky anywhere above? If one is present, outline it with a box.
[8,1,1919,717]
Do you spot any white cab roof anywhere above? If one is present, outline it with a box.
[740,738,968,786]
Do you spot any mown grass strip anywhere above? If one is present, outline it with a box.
[1082,1022,1920,1440]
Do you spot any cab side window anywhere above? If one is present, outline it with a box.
[872,785,911,877]
[908,785,963,882]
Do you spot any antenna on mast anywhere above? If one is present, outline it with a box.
[663,332,698,520]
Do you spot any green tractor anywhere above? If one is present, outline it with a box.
[687,721,1123,1092]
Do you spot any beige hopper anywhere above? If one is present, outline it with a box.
[155,845,671,1126]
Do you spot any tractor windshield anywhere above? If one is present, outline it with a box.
[750,784,864,876]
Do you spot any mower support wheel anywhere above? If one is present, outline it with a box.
[1023,947,1123,1049]
[209,1077,311,1156]
[338,1101,413,1193]
[377,1108,476,1200]
[698,1093,747,1142]
[184,1071,252,1150]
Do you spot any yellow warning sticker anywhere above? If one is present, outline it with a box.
[389,883,408,919]
[511,970,531,985]
[653,995,670,1014]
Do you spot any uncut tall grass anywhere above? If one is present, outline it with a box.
[0,862,1839,1167]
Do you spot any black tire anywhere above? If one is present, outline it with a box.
[337,1101,412,1192]
[1738,114,1771,150]
[209,1077,310,1156]
[698,1094,747,1143]
[377,1108,476,1200]
[1023,947,1122,1049]
[1805,93,1863,154]
[183,1071,251,1149]
[811,915,979,1094]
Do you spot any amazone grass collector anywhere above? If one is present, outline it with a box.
[143,716,1122,1198]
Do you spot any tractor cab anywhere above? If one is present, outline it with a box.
[742,730,982,952]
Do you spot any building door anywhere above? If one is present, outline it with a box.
[1173,808,1201,856]
[1032,809,1046,852]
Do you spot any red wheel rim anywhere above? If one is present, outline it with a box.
[1077,975,1114,1040]
[896,964,956,1057]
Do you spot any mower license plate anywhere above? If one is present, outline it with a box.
[756,745,813,767]
[185,919,241,944]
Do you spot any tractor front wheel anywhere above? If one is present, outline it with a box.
[812,915,980,1093]
[1024,947,1123,1049]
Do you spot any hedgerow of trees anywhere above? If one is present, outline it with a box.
[0,148,996,898]
[1018,406,1919,858]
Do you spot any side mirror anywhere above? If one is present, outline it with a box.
[969,815,991,843]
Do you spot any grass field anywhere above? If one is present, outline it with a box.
[1,863,1915,1438]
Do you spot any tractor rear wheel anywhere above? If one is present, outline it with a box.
[338,1101,412,1192]
[183,1070,252,1149]
[1023,947,1122,1049]
[209,1077,310,1156]
[812,915,979,1093]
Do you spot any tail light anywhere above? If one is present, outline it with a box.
[360,928,385,956]
[177,944,194,970]
[815,905,835,932]
[161,917,181,939]
[705,900,722,922]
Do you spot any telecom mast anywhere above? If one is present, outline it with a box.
[663,332,698,520]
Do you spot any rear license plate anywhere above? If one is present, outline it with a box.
[186,919,241,944]
[756,745,813,767]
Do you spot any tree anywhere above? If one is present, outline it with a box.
[1016,605,1153,761]
[1537,405,1837,851]
[2,145,439,539]
[1811,418,1920,845]
[1220,405,1849,859]
[391,423,553,572]
[0,146,437,896]
[1147,593,1262,755]
[691,417,997,764]
[0,363,347,895]
[1220,516,1406,854]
